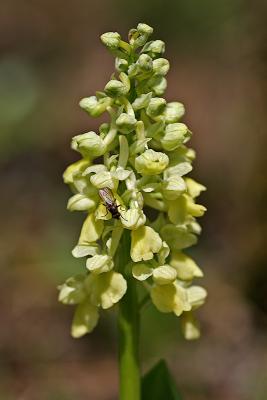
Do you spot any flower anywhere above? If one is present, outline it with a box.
[161,123,191,151]
[85,271,127,309]
[60,22,207,340]
[152,265,177,285]
[71,131,106,158]
[151,282,191,316]
[135,149,169,175]
[79,96,112,117]
[131,225,162,262]
[86,254,114,274]
[170,250,203,281]
[71,300,99,338]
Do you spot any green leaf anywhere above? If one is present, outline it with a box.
[142,359,182,400]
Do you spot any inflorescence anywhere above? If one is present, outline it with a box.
[59,23,207,340]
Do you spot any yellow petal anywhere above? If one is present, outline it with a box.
[85,271,127,309]
[135,149,169,175]
[131,225,162,262]
[132,263,153,281]
[152,265,177,285]
[151,282,190,316]
[78,213,104,244]
[120,207,146,230]
[170,251,203,281]
[71,300,99,338]
[63,159,90,184]
[187,286,207,309]
[86,255,114,274]
[181,312,200,340]
[185,178,206,198]
[58,274,87,305]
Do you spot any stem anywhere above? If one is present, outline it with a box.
[117,230,141,400]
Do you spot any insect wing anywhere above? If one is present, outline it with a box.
[98,187,115,206]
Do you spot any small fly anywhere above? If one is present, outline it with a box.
[98,187,122,220]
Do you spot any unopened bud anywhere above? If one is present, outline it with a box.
[146,98,166,118]
[135,149,169,175]
[152,58,170,76]
[164,102,185,123]
[161,123,191,151]
[115,57,128,72]
[137,54,153,72]
[79,96,111,117]
[71,132,106,158]
[116,113,137,134]
[100,32,121,49]
[142,40,165,57]
[104,79,128,98]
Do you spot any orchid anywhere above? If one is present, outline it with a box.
[59,22,207,400]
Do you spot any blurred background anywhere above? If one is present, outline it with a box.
[1,0,267,399]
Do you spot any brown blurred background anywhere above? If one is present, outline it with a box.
[1,1,267,399]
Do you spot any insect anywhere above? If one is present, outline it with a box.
[98,187,122,220]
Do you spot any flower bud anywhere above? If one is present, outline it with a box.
[79,96,111,117]
[67,194,97,212]
[146,98,166,118]
[71,132,106,158]
[90,171,115,190]
[135,149,169,175]
[137,54,153,72]
[63,159,89,185]
[116,113,137,134]
[148,76,167,96]
[132,92,152,111]
[161,123,191,151]
[104,79,128,98]
[100,32,121,50]
[142,40,165,57]
[164,102,185,123]
[129,24,154,48]
[152,265,177,285]
[152,58,170,76]
[137,23,153,36]
[120,207,146,230]
[115,57,128,72]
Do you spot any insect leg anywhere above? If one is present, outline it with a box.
[118,204,127,212]
[101,204,109,217]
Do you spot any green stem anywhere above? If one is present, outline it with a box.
[117,230,141,400]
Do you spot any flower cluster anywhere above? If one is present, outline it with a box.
[59,23,207,340]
